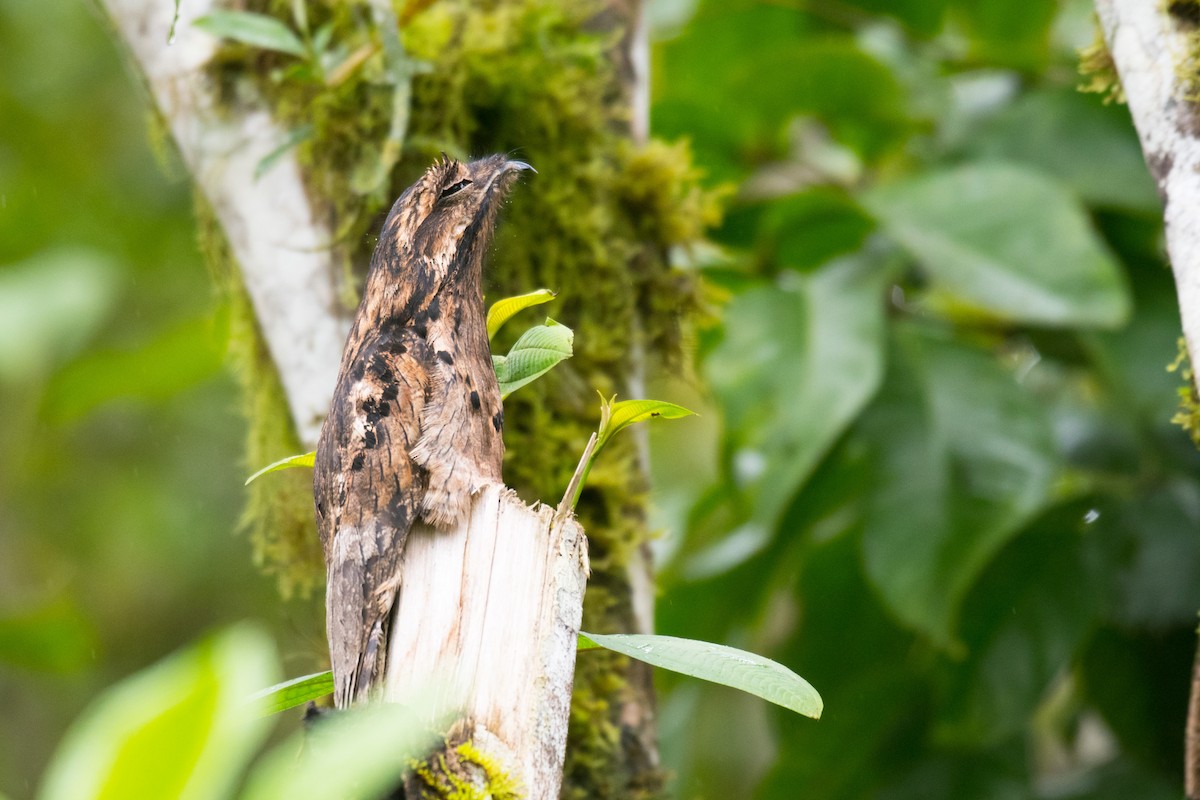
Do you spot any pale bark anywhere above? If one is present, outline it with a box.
[1094,3,1200,794]
[102,0,348,449]
[385,486,589,797]
[1096,0,1200,396]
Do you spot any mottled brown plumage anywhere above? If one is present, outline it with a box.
[314,155,532,707]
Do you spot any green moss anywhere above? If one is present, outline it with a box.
[409,740,523,799]
[201,0,721,793]
[1078,28,1124,104]
[1169,337,1200,448]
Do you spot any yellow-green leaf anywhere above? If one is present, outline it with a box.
[597,398,696,453]
[245,451,316,485]
[38,625,278,800]
[486,289,557,340]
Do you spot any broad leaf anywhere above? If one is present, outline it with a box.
[252,671,334,716]
[968,89,1159,214]
[38,625,277,800]
[486,289,557,340]
[655,11,908,179]
[840,0,948,36]
[949,0,1056,70]
[705,255,887,531]
[581,632,821,719]
[241,701,441,800]
[858,325,1059,649]
[936,509,1103,746]
[863,162,1130,328]
[493,318,573,399]
[245,451,316,485]
[193,11,306,57]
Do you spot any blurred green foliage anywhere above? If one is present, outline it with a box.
[649,1,1200,798]
[35,624,440,800]
[4,0,1200,798]
[0,1,319,795]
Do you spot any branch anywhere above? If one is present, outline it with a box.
[101,0,348,448]
[1094,3,1200,794]
[1096,0,1200,397]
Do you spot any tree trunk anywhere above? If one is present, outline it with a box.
[1093,2,1200,795]
[1095,0,1200,399]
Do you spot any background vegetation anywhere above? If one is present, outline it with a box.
[2,0,1199,798]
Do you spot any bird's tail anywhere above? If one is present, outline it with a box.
[325,524,405,709]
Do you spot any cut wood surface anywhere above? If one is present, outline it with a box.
[385,485,589,797]
[102,0,348,448]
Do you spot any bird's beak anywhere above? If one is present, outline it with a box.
[505,160,536,175]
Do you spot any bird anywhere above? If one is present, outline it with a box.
[313,154,533,708]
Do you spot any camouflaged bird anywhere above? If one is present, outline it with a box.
[314,155,533,708]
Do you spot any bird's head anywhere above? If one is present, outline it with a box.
[381,154,534,286]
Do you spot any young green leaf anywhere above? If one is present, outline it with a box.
[252,671,334,716]
[241,696,444,800]
[193,11,307,57]
[562,395,697,512]
[486,289,557,340]
[493,318,573,399]
[579,632,822,719]
[596,397,696,454]
[38,624,278,800]
[245,451,316,485]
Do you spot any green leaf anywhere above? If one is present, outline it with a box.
[38,624,277,800]
[858,325,1059,649]
[251,671,334,716]
[949,0,1056,71]
[493,318,573,399]
[655,11,908,179]
[579,632,821,719]
[705,255,887,531]
[863,162,1131,328]
[245,451,316,485]
[241,701,441,800]
[936,509,1102,746]
[255,124,314,180]
[839,0,948,36]
[193,11,307,57]
[0,597,97,674]
[597,398,696,454]
[486,289,557,340]
[968,89,1159,214]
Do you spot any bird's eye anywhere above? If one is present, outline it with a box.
[439,179,472,200]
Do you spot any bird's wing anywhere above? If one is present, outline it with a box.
[314,327,430,707]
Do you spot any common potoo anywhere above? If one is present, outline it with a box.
[314,155,532,708]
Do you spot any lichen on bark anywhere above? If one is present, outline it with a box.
[203,0,721,795]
